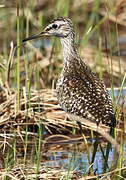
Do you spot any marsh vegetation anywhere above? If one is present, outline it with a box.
[0,0,126,179]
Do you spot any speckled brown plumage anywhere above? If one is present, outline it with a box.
[56,54,116,127]
[54,17,116,127]
[23,17,116,127]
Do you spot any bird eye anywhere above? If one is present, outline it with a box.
[52,24,58,29]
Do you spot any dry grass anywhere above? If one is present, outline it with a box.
[0,0,126,178]
[0,88,76,132]
[0,87,120,150]
[0,161,126,179]
[0,87,121,134]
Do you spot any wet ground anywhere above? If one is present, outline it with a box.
[0,87,126,178]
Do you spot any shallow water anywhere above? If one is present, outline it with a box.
[41,87,126,175]
[109,87,126,106]
[43,142,125,175]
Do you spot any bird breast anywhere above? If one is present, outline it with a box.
[56,69,116,127]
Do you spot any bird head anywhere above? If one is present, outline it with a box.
[22,17,74,43]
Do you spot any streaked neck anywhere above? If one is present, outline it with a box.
[60,33,77,63]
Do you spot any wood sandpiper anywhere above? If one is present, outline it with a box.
[22,17,116,129]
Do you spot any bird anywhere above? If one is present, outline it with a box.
[22,17,116,129]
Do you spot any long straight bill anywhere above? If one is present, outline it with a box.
[22,31,45,43]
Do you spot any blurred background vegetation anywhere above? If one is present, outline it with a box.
[0,0,126,91]
[0,0,126,178]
